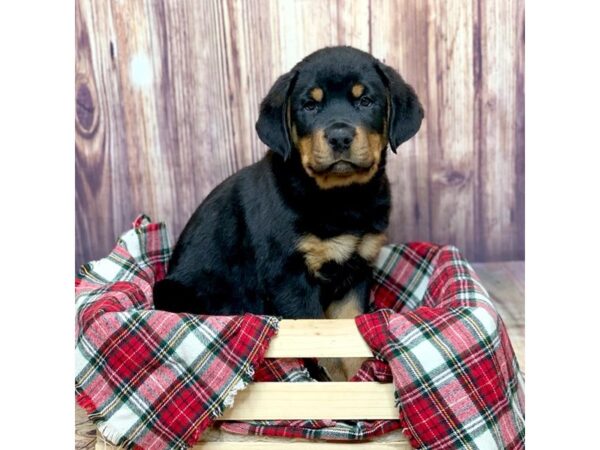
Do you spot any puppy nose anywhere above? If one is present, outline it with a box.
[325,123,355,152]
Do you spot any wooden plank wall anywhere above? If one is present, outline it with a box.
[75,0,524,271]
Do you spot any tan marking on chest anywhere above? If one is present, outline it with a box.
[357,233,387,262]
[297,234,359,274]
[297,233,386,275]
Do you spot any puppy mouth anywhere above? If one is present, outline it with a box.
[311,160,373,176]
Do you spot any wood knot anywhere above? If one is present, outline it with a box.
[433,169,470,187]
[445,170,466,186]
[75,79,98,137]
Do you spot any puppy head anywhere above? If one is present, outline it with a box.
[256,46,424,189]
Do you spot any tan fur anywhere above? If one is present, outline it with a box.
[286,101,292,137]
[297,234,359,275]
[325,289,364,320]
[351,83,365,98]
[310,128,382,189]
[309,87,324,102]
[318,357,347,381]
[291,123,299,145]
[296,126,387,189]
[357,233,387,262]
[296,235,388,380]
[323,290,368,380]
[295,129,330,179]
[297,233,386,275]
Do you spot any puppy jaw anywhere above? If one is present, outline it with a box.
[292,125,387,189]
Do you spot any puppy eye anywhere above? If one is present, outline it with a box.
[303,100,318,111]
[359,96,373,107]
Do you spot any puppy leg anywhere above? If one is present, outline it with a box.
[318,357,347,381]
[153,278,201,313]
[324,281,370,380]
[271,276,345,380]
[271,273,325,319]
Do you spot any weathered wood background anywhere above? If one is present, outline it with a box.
[75,0,524,270]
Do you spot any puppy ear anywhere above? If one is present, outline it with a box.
[256,70,298,160]
[375,62,424,153]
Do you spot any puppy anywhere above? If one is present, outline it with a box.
[153,46,423,380]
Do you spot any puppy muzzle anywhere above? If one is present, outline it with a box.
[324,123,356,155]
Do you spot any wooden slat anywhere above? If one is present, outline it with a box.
[265,319,373,358]
[76,0,122,266]
[95,434,412,450]
[218,382,397,420]
[475,0,525,261]
[193,442,412,450]
[427,1,478,258]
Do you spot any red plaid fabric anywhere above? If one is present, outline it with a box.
[357,244,525,449]
[76,216,524,449]
[75,216,279,449]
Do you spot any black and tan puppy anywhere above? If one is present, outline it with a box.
[153,46,423,379]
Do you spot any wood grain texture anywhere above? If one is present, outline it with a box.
[76,401,96,449]
[475,0,526,261]
[265,319,373,357]
[96,430,412,450]
[75,0,524,270]
[218,382,397,420]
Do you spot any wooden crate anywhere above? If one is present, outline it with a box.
[95,319,410,449]
[87,261,525,449]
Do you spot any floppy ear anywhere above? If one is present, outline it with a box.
[375,62,424,152]
[255,70,298,160]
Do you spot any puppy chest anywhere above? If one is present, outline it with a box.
[296,233,386,279]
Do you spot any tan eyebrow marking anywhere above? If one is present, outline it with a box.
[351,83,365,98]
[310,87,324,102]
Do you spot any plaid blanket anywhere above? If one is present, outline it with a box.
[76,216,525,449]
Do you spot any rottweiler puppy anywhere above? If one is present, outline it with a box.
[153,46,423,379]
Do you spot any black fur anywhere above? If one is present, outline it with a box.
[255,71,298,161]
[153,46,423,319]
[374,62,424,152]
